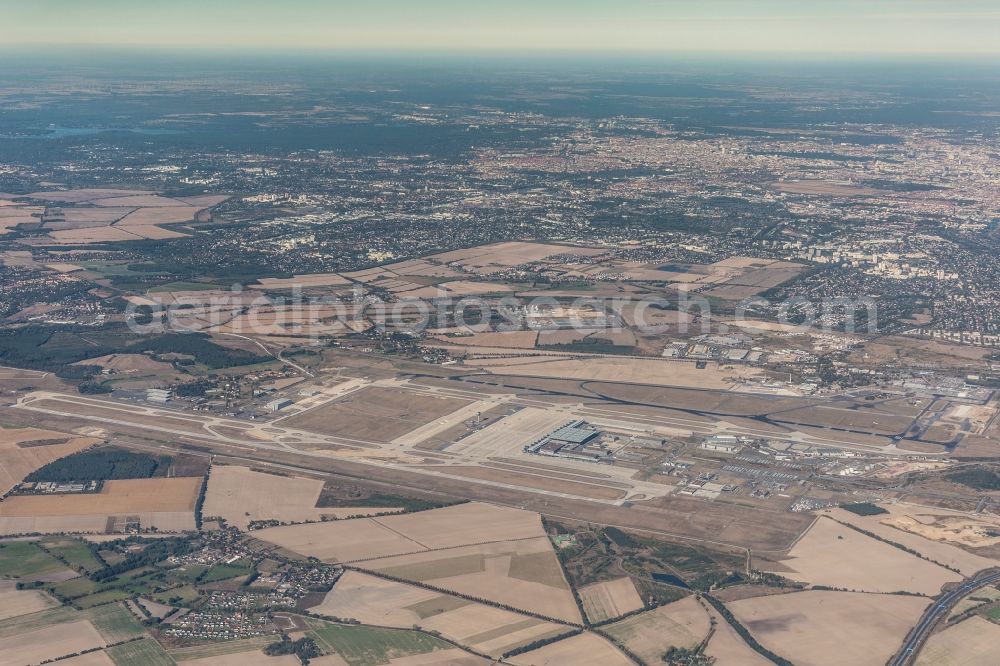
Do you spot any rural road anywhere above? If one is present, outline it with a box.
[890,569,1000,666]
[219,332,315,377]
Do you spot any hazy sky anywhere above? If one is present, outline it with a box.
[3,0,999,55]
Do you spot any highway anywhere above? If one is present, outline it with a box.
[889,569,1000,666]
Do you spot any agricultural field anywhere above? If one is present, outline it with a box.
[5,189,228,245]
[202,465,400,529]
[508,631,632,666]
[604,596,711,664]
[178,648,299,665]
[253,502,545,562]
[166,637,276,662]
[575,577,644,624]
[0,476,202,535]
[703,604,772,666]
[256,503,577,621]
[56,652,117,666]
[304,617,456,666]
[106,638,177,665]
[0,425,101,495]
[312,571,568,657]
[769,516,962,595]
[0,540,72,579]
[363,537,580,622]
[0,580,58,620]
[728,590,929,666]
[2,619,108,665]
[916,616,1000,666]
[39,537,107,573]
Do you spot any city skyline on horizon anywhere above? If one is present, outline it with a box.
[3,0,1000,56]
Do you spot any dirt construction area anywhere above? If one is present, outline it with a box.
[824,506,998,575]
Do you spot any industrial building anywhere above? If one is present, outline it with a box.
[146,388,172,404]
[266,398,294,412]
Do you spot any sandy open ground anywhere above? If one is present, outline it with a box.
[577,577,644,623]
[466,356,762,389]
[202,465,399,529]
[915,616,1000,666]
[283,386,471,442]
[604,596,711,663]
[444,331,539,349]
[313,571,567,657]
[824,506,997,575]
[376,502,545,549]
[508,632,633,666]
[883,512,1000,548]
[770,517,961,595]
[728,590,929,666]
[0,427,101,496]
[3,619,106,666]
[429,242,604,274]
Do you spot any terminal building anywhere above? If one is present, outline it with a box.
[524,421,612,464]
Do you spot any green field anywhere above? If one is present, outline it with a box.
[107,638,177,666]
[76,589,132,608]
[79,261,145,278]
[50,576,104,599]
[305,618,449,666]
[41,538,106,573]
[86,602,146,643]
[199,561,252,584]
[148,281,224,293]
[0,541,68,579]
[151,583,201,606]
[987,606,1000,620]
[169,564,209,583]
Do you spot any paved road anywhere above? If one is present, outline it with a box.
[890,569,1000,666]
